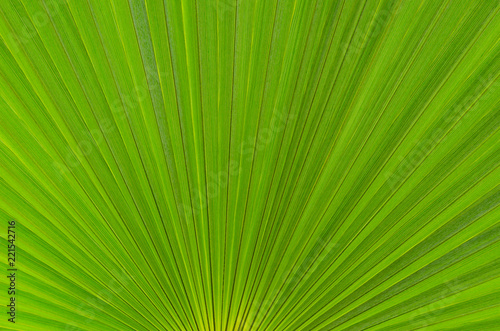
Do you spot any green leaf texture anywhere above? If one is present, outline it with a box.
[0,0,499,330]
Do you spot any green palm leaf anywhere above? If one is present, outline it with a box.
[0,0,499,330]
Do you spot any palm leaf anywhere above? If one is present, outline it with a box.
[0,0,499,330]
